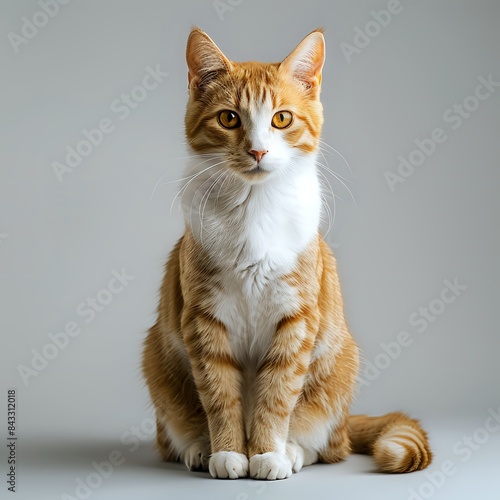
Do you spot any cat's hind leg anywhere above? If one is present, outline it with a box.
[287,338,358,472]
[155,417,177,462]
[287,412,351,473]
[143,326,211,472]
[156,416,210,471]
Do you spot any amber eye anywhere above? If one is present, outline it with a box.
[272,111,293,129]
[218,110,241,129]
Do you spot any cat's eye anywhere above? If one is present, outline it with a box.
[271,111,293,129]
[218,110,241,129]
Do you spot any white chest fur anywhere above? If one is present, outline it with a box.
[181,154,321,364]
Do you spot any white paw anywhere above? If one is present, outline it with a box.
[249,452,293,480]
[209,451,248,479]
[286,443,305,473]
[183,441,209,471]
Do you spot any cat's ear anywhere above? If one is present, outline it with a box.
[186,27,231,89]
[280,29,325,91]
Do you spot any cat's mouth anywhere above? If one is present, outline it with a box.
[243,165,269,177]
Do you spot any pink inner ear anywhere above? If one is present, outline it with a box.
[281,31,325,88]
[186,29,230,87]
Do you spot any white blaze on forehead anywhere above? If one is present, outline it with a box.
[248,95,274,152]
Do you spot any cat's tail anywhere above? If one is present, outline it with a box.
[348,412,432,473]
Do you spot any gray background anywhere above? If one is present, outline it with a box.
[1,0,499,499]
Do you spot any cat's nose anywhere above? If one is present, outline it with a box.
[248,149,268,163]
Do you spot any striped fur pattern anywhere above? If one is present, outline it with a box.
[142,28,432,480]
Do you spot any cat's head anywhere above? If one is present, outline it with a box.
[185,28,325,183]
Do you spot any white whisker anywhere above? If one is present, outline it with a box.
[317,170,335,237]
[319,139,353,175]
[199,170,227,244]
[150,155,225,208]
[215,171,233,209]
[170,160,229,216]
[188,167,225,234]
[316,162,357,207]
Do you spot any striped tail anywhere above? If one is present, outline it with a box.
[349,412,432,473]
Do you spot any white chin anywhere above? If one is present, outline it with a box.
[243,167,271,181]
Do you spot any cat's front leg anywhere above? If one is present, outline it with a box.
[248,311,318,480]
[183,312,248,479]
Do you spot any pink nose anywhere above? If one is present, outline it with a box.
[249,149,268,162]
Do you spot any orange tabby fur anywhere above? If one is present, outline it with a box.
[142,27,432,479]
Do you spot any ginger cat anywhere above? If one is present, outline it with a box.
[142,27,432,480]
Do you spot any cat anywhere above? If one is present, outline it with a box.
[142,27,432,480]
